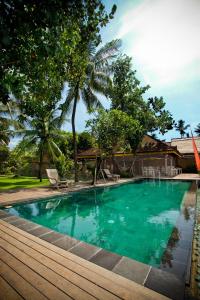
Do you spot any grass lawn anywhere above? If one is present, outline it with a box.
[0,176,49,191]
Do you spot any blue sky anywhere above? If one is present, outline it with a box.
[10,0,200,147]
[64,0,200,141]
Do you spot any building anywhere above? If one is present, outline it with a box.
[171,137,200,172]
[78,135,181,176]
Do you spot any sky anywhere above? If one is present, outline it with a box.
[10,0,200,147]
[64,0,200,141]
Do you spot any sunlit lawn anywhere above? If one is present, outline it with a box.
[0,176,49,191]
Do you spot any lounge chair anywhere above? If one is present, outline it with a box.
[103,169,120,181]
[46,169,68,189]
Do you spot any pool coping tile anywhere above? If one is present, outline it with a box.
[112,256,151,285]
[28,225,52,237]
[144,267,185,300]
[16,221,40,232]
[52,235,79,251]
[40,231,65,243]
[69,241,101,260]
[89,249,122,270]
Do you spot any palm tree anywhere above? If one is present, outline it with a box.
[60,39,121,182]
[16,109,64,181]
[194,123,200,137]
[175,119,190,138]
[0,102,21,144]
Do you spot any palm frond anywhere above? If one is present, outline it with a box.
[50,140,62,156]
[81,87,103,111]
[95,39,121,62]
[94,39,121,69]
[13,129,38,138]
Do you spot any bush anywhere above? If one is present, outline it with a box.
[0,144,10,174]
[55,154,73,179]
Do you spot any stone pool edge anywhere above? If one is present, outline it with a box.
[0,180,198,300]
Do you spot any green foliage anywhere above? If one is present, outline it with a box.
[0,144,10,174]
[1,0,117,107]
[0,101,22,144]
[55,154,73,179]
[109,54,174,137]
[14,108,64,180]
[175,119,190,138]
[7,142,36,176]
[195,123,200,137]
[77,131,96,152]
[87,109,141,154]
[53,131,74,157]
[60,39,120,182]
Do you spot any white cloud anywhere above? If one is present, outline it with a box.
[117,0,200,87]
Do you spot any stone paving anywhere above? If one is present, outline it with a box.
[0,174,199,207]
[0,178,137,206]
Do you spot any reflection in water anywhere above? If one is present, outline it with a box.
[161,227,180,268]
[183,207,190,220]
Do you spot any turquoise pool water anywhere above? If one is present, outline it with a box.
[4,180,191,266]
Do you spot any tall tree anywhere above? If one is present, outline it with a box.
[16,109,64,181]
[175,119,190,138]
[1,0,117,183]
[0,101,22,144]
[87,109,141,180]
[109,54,174,150]
[194,123,200,137]
[60,39,120,182]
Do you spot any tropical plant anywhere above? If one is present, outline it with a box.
[0,101,22,144]
[15,109,64,181]
[60,39,121,182]
[175,119,190,138]
[55,154,73,179]
[194,123,200,137]
[0,144,10,174]
[1,0,117,105]
[109,54,174,138]
[77,131,96,152]
[87,109,140,161]
[87,109,141,182]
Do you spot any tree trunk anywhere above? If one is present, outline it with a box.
[72,86,79,183]
[38,147,43,182]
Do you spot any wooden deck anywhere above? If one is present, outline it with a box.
[0,219,169,300]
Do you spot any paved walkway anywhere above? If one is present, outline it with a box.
[173,173,200,180]
[0,175,199,207]
[0,178,136,207]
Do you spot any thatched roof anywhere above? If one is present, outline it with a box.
[78,135,181,159]
[171,137,200,154]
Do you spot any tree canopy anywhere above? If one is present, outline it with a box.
[109,55,174,137]
[194,123,200,137]
[87,109,141,154]
[1,0,117,107]
[175,119,190,138]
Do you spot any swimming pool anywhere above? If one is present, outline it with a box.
[4,180,191,267]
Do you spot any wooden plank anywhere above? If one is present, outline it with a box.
[0,238,94,300]
[0,259,47,300]
[0,223,134,300]
[0,220,169,300]
[0,229,116,300]
[0,246,71,300]
[0,275,24,300]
